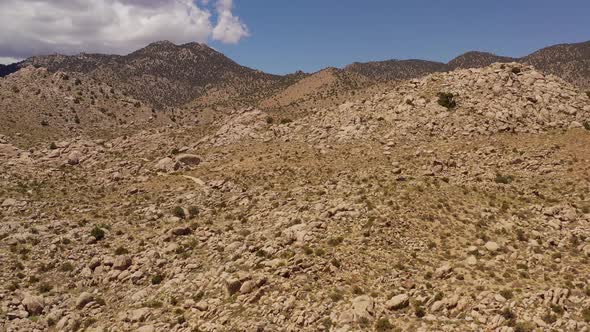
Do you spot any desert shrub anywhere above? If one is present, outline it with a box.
[172,206,185,219]
[495,174,514,184]
[437,92,456,109]
[151,274,163,285]
[415,306,426,318]
[188,206,200,217]
[40,120,49,126]
[49,142,58,150]
[586,91,590,98]
[375,318,393,331]
[114,247,129,255]
[265,116,274,124]
[280,118,293,124]
[90,226,105,241]
[583,121,590,131]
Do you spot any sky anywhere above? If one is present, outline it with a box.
[1,0,589,74]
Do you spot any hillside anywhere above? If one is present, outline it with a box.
[447,51,516,70]
[2,62,590,332]
[522,40,590,89]
[345,41,590,90]
[0,66,174,146]
[17,41,292,108]
[344,59,447,82]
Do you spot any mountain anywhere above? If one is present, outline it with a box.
[447,51,516,70]
[345,41,590,89]
[344,59,447,82]
[522,40,590,89]
[18,41,291,108]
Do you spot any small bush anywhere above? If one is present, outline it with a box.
[582,307,590,322]
[586,91,590,98]
[514,322,535,332]
[499,289,514,300]
[583,121,590,131]
[280,118,293,124]
[38,283,52,293]
[188,206,200,217]
[172,206,185,219]
[151,274,163,285]
[415,306,425,318]
[114,247,129,255]
[329,290,343,302]
[501,308,516,320]
[327,236,344,246]
[375,318,394,331]
[265,116,274,124]
[60,262,74,272]
[495,174,514,185]
[49,142,58,150]
[40,120,49,126]
[90,226,105,241]
[437,92,456,110]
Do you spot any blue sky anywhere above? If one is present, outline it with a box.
[212,0,590,74]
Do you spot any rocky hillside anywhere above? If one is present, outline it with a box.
[345,41,590,90]
[0,66,175,146]
[522,40,590,89]
[344,59,447,82]
[447,51,516,70]
[17,41,293,108]
[1,62,590,332]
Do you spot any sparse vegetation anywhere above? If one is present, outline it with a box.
[90,226,105,241]
[437,92,456,109]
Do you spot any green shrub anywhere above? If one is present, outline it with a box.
[114,247,129,255]
[437,92,456,110]
[172,206,185,219]
[49,142,58,150]
[583,121,590,131]
[151,274,163,285]
[90,226,105,241]
[375,318,394,331]
[495,174,514,185]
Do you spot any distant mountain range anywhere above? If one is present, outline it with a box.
[344,41,590,89]
[1,40,589,110]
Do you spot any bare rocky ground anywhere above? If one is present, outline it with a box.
[1,63,590,332]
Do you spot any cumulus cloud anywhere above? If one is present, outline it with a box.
[212,0,250,44]
[0,0,249,59]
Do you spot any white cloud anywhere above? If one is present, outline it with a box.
[0,57,21,65]
[212,0,250,44]
[0,0,249,59]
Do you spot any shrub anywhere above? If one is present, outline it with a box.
[437,92,456,110]
[172,206,185,219]
[90,226,105,241]
[188,206,200,217]
[49,142,58,150]
[583,121,590,131]
[265,116,274,124]
[60,262,74,272]
[151,274,163,285]
[375,318,393,331]
[495,174,514,185]
[499,289,514,300]
[280,118,293,124]
[582,307,590,322]
[114,247,129,255]
[586,91,590,98]
[40,120,49,126]
[501,308,516,320]
[327,236,344,246]
[415,306,426,318]
[38,282,52,293]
